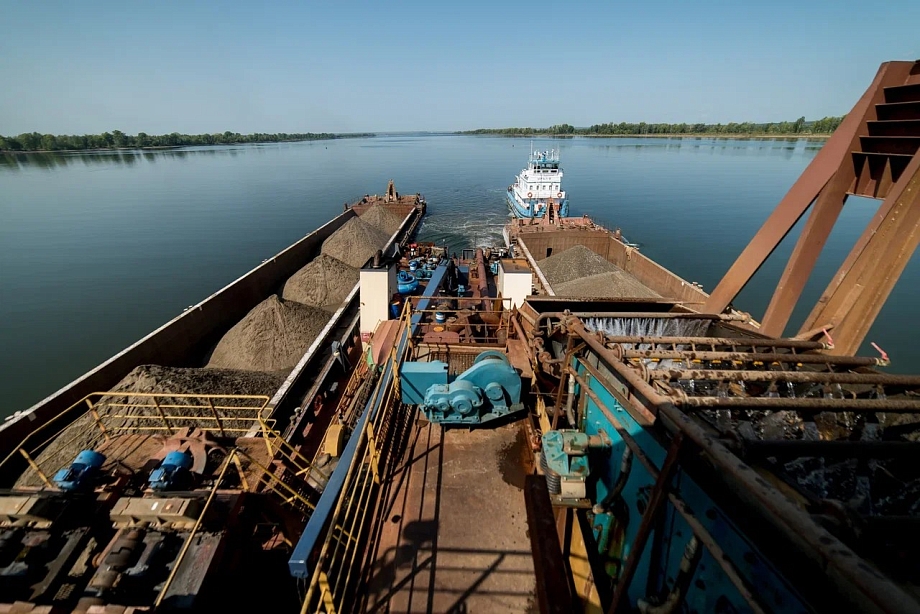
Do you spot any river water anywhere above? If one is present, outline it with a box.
[2,135,919,415]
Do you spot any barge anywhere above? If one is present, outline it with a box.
[2,59,920,614]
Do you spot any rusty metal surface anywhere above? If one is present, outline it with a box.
[362,420,537,613]
[674,395,920,412]
[525,474,579,614]
[616,348,885,367]
[702,62,905,314]
[760,161,854,337]
[645,367,920,386]
[601,336,831,350]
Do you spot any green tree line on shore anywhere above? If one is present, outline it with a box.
[461,116,845,136]
[0,130,372,152]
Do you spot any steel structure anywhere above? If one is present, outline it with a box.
[526,312,920,613]
[704,60,920,354]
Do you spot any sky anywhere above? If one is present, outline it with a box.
[1,1,918,135]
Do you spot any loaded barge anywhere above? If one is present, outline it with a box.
[2,59,920,614]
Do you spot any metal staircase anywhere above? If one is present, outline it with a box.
[851,80,920,198]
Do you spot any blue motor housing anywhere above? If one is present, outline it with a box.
[53,450,106,491]
[148,450,193,491]
[400,350,524,426]
[397,270,419,294]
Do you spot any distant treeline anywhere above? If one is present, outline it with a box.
[460,116,845,136]
[0,130,372,152]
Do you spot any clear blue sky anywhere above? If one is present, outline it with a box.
[1,0,917,135]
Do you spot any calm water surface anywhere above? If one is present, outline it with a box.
[2,135,919,415]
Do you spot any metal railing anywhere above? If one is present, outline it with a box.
[300,302,415,613]
[1,391,272,487]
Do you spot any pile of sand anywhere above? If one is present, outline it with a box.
[206,295,331,371]
[282,254,359,310]
[555,271,660,299]
[321,216,391,269]
[360,205,405,237]
[537,245,618,287]
[15,365,284,488]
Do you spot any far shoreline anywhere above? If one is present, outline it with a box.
[1,132,831,155]
[459,132,831,140]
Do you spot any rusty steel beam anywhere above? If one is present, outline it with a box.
[566,318,920,613]
[617,349,885,367]
[760,170,853,337]
[740,440,920,460]
[525,474,580,614]
[534,311,746,336]
[704,61,914,315]
[602,336,831,351]
[801,155,920,355]
[674,396,920,413]
[645,368,920,387]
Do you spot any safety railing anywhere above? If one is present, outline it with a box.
[86,391,273,435]
[257,414,331,511]
[1,391,271,489]
[300,301,415,613]
[153,445,316,608]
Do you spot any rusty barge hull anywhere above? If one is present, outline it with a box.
[0,191,426,481]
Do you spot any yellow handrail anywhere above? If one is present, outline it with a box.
[1,391,271,484]
[301,300,414,613]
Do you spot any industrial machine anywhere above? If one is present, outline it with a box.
[148,450,194,491]
[540,429,611,501]
[52,450,105,491]
[400,350,524,425]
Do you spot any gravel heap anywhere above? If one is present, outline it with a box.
[360,205,405,237]
[555,270,661,299]
[282,254,359,310]
[15,365,284,488]
[321,216,391,269]
[537,245,618,287]
[206,295,331,371]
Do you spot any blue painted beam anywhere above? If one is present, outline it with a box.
[410,259,449,335]
[287,265,446,578]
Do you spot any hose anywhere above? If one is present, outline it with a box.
[594,447,633,514]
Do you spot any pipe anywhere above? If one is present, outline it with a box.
[567,318,920,614]
[676,396,920,413]
[645,369,920,387]
[617,349,887,367]
[567,369,659,478]
[739,440,920,460]
[535,311,748,336]
[637,536,701,614]
[565,375,576,427]
[476,248,490,312]
[600,336,831,350]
